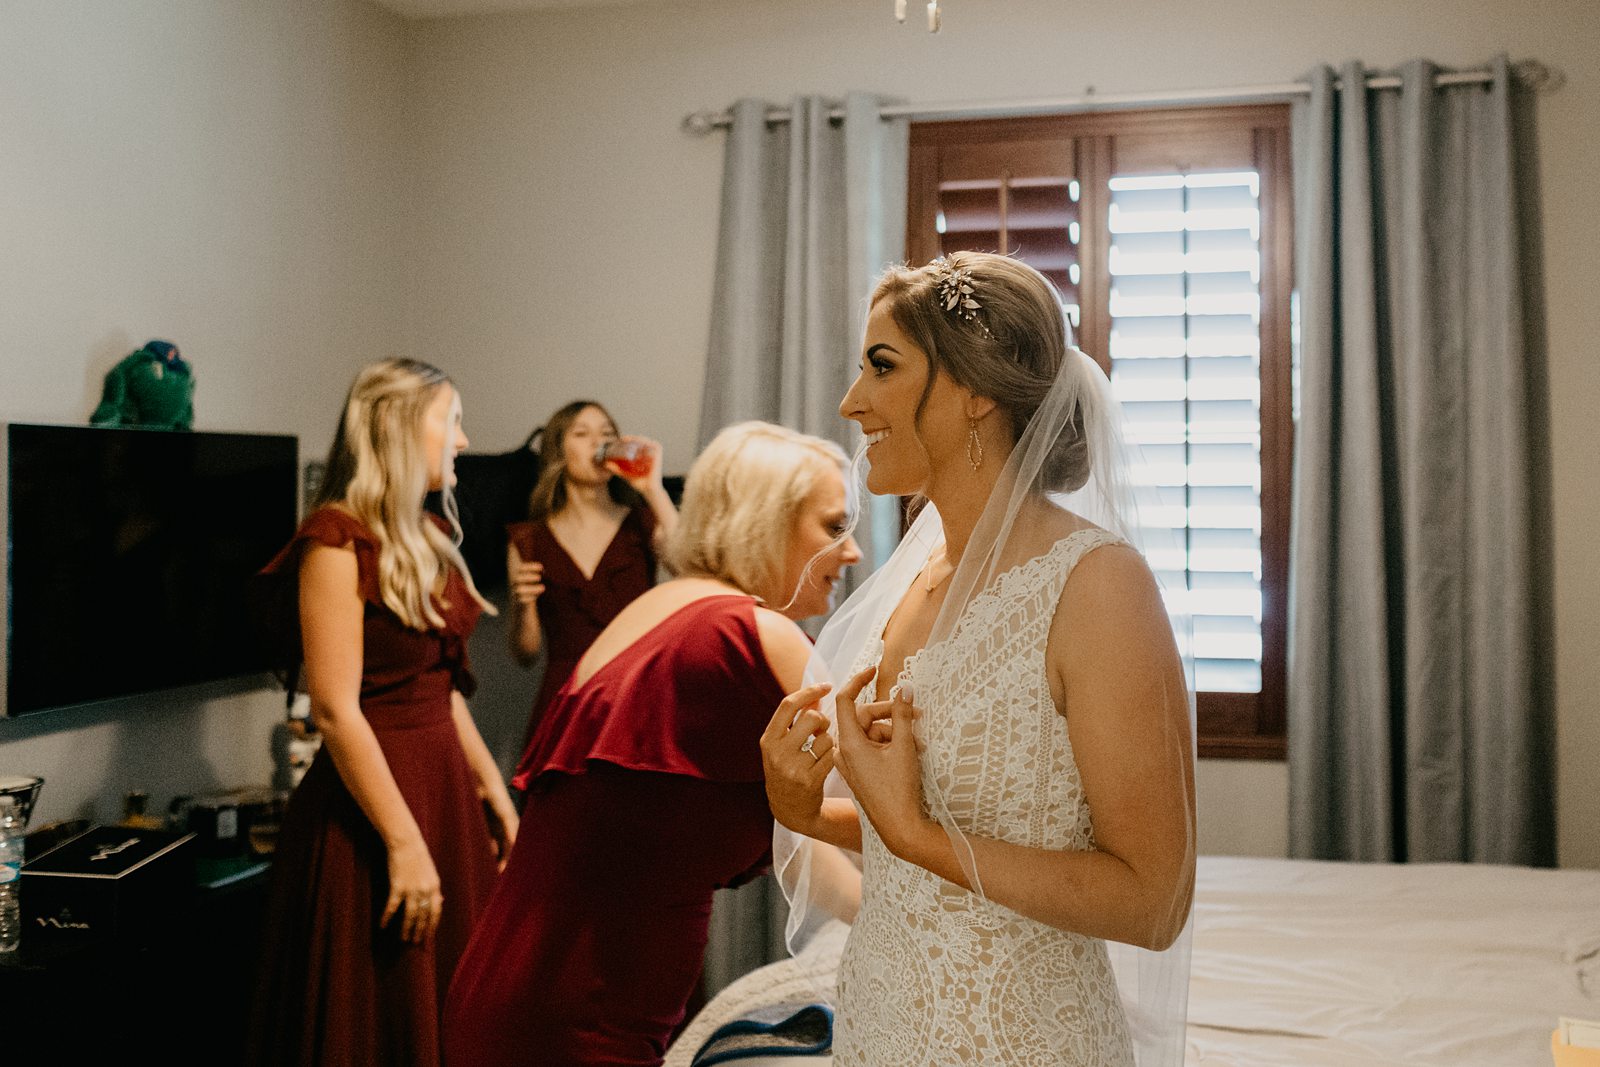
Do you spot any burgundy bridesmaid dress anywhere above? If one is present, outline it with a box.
[443,594,783,1067]
[249,508,498,1067]
[506,505,657,743]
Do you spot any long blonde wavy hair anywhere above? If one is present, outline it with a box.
[315,358,494,630]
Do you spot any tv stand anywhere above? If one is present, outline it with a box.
[0,855,271,1057]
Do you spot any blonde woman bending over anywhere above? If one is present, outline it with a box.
[250,358,518,1067]
[446,422,861,1067]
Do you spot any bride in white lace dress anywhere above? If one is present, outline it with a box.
[761,253,1196,1066]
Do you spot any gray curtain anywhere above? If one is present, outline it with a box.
[698,93,907,995]
[1287,56,1555,865]
[698,93,908,458]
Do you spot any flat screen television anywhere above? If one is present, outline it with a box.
[2,423,298,717]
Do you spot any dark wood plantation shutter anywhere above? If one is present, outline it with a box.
[908,107,1293,759]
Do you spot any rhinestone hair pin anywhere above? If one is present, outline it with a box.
[930,256,996,340]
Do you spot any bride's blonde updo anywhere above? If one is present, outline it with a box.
[870,251,1091,492]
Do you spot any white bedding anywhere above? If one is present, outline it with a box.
[670,855,1600,1066]
[1185,856,1600,1065]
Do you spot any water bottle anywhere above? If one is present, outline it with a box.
[0,796,21,953]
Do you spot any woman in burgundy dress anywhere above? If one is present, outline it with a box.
[444,421,862,1067]
[250,359,520,1067]
[505,400,679,743]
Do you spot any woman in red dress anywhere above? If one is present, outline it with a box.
[250,359,520,1067]
[505,400,679,742]
[444,421,862,1067]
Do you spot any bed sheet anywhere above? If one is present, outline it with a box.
[669,856,1600,1066]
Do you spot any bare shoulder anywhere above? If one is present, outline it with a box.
[297,541,362,630]
[300,539,358,583]
[1050,538,1177,681]
[1061,538,1161,610]
[754,606,813,693]
[1006,499,1164,625]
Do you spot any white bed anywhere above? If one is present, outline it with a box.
[669,856,1600,1066]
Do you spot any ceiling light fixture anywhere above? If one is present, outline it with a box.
[895,0,942,33]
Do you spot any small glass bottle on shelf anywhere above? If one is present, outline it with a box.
[120,791,165,831]
[0,796,23,954]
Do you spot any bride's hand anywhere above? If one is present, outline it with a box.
[760,683,837,837]
[850,683,924,749]
[834,666,929,856]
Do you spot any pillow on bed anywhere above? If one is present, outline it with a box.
[691,1004,833,1066]
[665,921,848,1067]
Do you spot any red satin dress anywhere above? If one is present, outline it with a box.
[248,508,498,1067]
[442,594,783,1067]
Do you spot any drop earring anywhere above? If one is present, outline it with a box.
[967,417,983,471]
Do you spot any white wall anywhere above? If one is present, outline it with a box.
[0,0,412,827]
[1196,760,1288,858]
[403,0,1599,866]
[2,0,1589,866]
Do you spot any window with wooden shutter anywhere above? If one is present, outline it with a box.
[908,106,1292,759]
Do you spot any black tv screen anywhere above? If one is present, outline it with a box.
[4,424,298,716]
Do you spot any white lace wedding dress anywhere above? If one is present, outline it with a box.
[832,529,1135,1066]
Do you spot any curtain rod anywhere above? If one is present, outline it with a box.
[682,59,1558,134]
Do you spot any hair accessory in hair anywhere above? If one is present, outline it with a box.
[930,256,995,340]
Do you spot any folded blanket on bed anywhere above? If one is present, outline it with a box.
[690,1005,833,1065]
[665,920,849,1067]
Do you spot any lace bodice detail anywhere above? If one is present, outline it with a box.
[833,528,1135,1066]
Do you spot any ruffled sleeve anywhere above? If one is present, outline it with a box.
[250,508,380,678]
[254,508,483,707]
[512,595,785,791]
[259,507,384,605]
